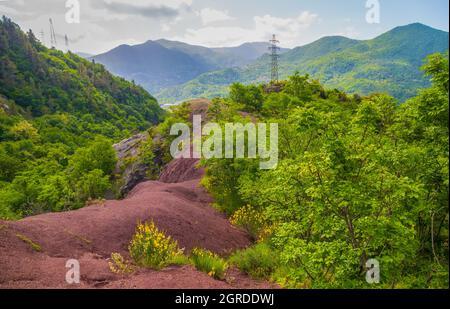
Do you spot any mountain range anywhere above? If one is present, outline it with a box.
[91,40,288,94]
[89,23,448,104]
[156,23,449,103]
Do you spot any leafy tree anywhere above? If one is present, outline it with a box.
[229,83,264,112]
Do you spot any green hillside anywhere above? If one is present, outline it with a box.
[156,23,449,104]
[0,17,163,218]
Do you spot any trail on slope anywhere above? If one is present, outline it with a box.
[0,100,274,289]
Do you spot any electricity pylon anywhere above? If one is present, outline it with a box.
[49,18,57,48]
[268,34,280,82]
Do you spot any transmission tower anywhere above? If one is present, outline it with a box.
[39,30,44,45]
[49,18,57,48]
[268,34,280,82]
[65,34,69,50]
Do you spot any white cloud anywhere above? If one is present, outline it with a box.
[174,11,319,47]
[162,24,171,32]
[198,8,234,25]
[254,11,318,43]
[101,0,192,10]
[87,0,193,21]
[179,26,255,47]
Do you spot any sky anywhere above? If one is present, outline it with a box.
[0,0,448,55]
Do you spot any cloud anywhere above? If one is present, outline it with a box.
[179,26,255,47]
[0,0,62,20]
[198,8,234,25]
[0,0,193,21]
[174,11,319,47]
[90,1,180,19]
[254,11,318,38]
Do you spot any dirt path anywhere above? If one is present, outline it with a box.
[0,133,275,288]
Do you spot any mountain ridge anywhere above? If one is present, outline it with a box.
[156,22,449,103]
[92,39,288,93]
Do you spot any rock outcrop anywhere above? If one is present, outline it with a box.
[113,133,150,197]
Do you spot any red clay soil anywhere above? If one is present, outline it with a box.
[0,144,276,289]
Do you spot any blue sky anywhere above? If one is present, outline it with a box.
[0,0,448,54]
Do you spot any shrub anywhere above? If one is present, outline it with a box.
[229,83,264,112]
[128,221,183,269]
[230,205,266,240]
[190,248,228,280]
[229,242,279,280]
[108,252,135,275]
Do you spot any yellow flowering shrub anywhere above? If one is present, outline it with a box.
[190,248,228,280]
[128,221,182,269]
[230,205,268,240]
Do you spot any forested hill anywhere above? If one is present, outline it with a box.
[91,40,289,94]
[157,23,449,103]
[0,17,163,219]
[0,16,163,135]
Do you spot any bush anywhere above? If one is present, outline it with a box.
[128,221,183,269]
[230,205,266,240]
[190,248,228,280]
[229,242,279,280]
[229,83,264,112]
[75,169,111,202]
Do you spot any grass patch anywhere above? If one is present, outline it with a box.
[64,229,92,245]
[16,233,42,252]
[168,254,191,267]
[190,248,228,280]
[229,242,279,280]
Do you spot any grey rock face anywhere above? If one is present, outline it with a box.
[113,133,149,197]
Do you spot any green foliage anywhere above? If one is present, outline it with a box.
[190,248,228,280]
[0,17,163,129]
[68,137,117,179]
[284,73,316,101]
[229,83,264,112]
[422,52,449,92]
[229,242,279,280]
[202,53,449,288]
[0,17,164,218]
[262,92,300,117]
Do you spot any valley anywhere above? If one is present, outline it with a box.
[0,13,448,290]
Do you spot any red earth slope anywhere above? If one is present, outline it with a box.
[0,104,275,288]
